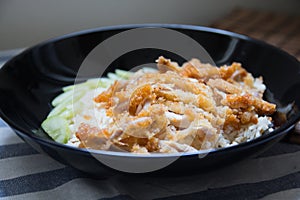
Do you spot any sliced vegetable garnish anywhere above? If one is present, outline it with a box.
[107,72,121,80]
[41,116,71,143]
[48,90,85,118]
[52,90,74,107]
[43,69,134,144]
[115,69,133,79]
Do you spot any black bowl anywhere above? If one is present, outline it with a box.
[0,24,300,175]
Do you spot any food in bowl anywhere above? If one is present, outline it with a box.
[42,56,276,153]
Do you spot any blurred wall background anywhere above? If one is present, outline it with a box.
[0,0,299,50]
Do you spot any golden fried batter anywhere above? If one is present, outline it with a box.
[76,56,276,153]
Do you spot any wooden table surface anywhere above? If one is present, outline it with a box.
[210,8,300,143]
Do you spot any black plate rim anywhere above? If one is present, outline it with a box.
[1,23,300,159]
[5,23,300,67]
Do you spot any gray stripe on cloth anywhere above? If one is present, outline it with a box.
[0,167,92,198]
[0,143,38,159]
[108,151,300,200]
[0,119,7,127]
[0,127,23,145]
[0,154,64,180]
[154,171,300,200]
[0,178,121,200]
[257,142,300,158]
[259,188,300,200]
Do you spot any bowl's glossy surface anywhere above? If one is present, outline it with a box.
[0,24,300,175]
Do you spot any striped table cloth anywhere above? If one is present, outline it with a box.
[1,119,300,199]
[1,9,300,199]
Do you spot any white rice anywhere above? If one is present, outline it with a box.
[217,116,272,148]
[66,102,273,150]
